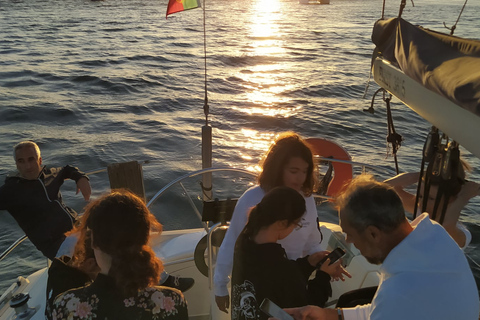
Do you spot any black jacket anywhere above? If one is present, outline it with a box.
[0,166,86,259]
[231,233,331,320]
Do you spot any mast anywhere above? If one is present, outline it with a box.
[201,0,212,202]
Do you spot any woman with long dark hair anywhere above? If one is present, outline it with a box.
[51,190,188,320]
[230,187,331,320]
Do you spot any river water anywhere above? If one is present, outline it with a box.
[1,0,479,292]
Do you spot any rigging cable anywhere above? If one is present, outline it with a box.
[397,0,407,18]
[443,0,469,36]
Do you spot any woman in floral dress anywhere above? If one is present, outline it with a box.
[51,190,188,320]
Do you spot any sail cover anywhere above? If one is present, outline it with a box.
[372,18,480,116]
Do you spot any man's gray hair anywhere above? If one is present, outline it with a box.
[336,175,406,233]
[13,141,41,161]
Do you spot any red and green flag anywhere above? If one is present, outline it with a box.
[166,0,200,17]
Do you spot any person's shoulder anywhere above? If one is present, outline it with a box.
[0,174,24,195]
[243,185,263,195]
[51,286,99,320]
[52,285,94,312]
[137,286,188,317]
[54,285,91,302]
[3,172,21,183]
[239,185,264,201]
[145,285,186,301]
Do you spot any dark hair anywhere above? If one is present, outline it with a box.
[242,186,306,238]
[258,132,316,196]
[336,175,405,233]
[72,189,163,297]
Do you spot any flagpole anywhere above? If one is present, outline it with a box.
[201,0,212,202]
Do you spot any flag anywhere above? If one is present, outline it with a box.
[166,0,200,17]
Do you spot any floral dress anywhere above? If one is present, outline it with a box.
[51,274,188,320]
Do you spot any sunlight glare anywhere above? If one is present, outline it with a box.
[232,0,297,117]
[239,129,276,156]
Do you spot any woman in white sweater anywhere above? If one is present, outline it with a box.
[214,132,349,313]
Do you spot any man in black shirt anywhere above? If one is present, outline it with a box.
[0,141,91,259]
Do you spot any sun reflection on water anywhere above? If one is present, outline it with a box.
[235,129,279,169]
[233,0,297,122]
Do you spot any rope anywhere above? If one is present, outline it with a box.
[363,87,384,114]
[381,0,386,19]
[385,94,403,174]
[443,0,468,36]
[398,0,407,18]
[200,181,213,199]
[364,89,402,174]
[361,68,373,100]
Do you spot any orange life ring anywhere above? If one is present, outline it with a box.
[306,138,353,197]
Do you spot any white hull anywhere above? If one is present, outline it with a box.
[0,224,380,320]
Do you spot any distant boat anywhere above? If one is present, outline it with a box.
[299,0,330,4]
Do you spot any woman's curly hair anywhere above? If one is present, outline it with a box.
[69,189,163,297]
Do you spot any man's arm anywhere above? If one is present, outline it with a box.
[384,172,419,214]
[0,181,15,210]
[62,165,91,201]
[76,177,91,201]
[0,184,7,210]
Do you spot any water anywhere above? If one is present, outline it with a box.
[1,0,479,293]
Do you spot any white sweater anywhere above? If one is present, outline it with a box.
[213,185,323,296]
[342,213,479,320]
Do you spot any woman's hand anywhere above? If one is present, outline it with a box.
[76,177,92,201]
[215,295,230,313]
[307,251,329,267]
[319,259,352,282]
[308,251,352,282]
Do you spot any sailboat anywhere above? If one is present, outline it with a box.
[1,4,479,320]
[299,0,330,6]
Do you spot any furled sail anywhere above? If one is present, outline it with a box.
[372,18,480,116]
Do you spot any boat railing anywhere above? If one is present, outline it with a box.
[317,156,396,174]
[0,235,28,262]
